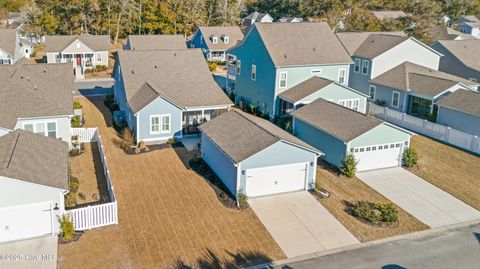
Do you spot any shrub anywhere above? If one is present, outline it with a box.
[95,65,107,72]
[59,216,75,239]
[104,95,119,112]
[65,192,77,208]
[118,127,134,151]
[168,137,178,145]
[84,68,94,74]
[377,203,398,223]
[208,62,217,72]
[69,176,80,193]
[351,201,398,224]
[73,101,82,109]
[71,115,82,128]
[340,153,358,177]
[374,99,386,106]
[403,147,419,168]
[237,189,248,209]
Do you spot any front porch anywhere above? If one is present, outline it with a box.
[207,50,227,62]
[182,107,229,135]
[406,94,436,120]
[55,53,96,79]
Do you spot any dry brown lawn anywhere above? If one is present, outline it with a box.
[409,135,480,210]
[315,162,428,242]
[58,96,284,269]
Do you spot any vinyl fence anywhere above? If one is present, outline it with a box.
[67,128,118,230]
[369,103,480,154]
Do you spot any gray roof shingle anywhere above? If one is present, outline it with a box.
[45,35,110,52]
[199,110,320,163]
[291,98,383,142]
[436,90,480,117]
[118,49,232,113]
[436,40,480,71]
[0,63,74,130]
[352,33,409,59]
[278,76,334,103]
[198,26,244,50]
[0,29,17,57]
[251,23,353,66]
[0,130,69,190]
[335,32,406,56]
[372,11,407,20]
[126,35,186,50]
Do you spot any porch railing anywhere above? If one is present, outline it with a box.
[369,103,480,154]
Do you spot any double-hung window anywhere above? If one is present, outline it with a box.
[23,121,57,138]
[392,91,400,108]
[369,85,376,100]
[338,99,360,111]
[150,114,171,134]
[338,69,346,84]
[354,59,361,73]
[362,60,369,75]
[236,60,241,75]
[150,116,160,134]
[161,115,170,133]
[47,122,57,138]
[279,72,287,88]
[251,64,256,81]
[97,53,102,63]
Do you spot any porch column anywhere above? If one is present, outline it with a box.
[201,109,205,122]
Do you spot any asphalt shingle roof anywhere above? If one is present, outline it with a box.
[45,35,110,52]
[0,63,74,130]
[429,26,476,41]
[352,34,409,59]
[372,11,407,20]
[198,26,244,50]
[0,29,17,57]
[435,40,480,71]
[199,110,319,163]
[0,130,69,190]
[252,23,353,66]
[126,35,186,50]
[437,90,480,117]
[291,98,383,142]
[335,32,406,56]
[118,49,232,113]
[278,76,334,103]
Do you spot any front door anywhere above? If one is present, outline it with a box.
[76,54,81,66]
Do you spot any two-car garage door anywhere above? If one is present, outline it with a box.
[353,142,404,172]
[245,163,308,197]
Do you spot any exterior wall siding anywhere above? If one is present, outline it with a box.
[300,83,367,113]
[431,43,480,83]
[113,61,137,133]
[369,84,408,112]
[348,57,372,93]
[349,124,410,148]
[293,119,347,168]
[137,97,182,142]
[437,106,480,136]
[15,116,72,145]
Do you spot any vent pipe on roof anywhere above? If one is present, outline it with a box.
[34,85,37,90]
[27,76,30,81]
[43,67,46,73]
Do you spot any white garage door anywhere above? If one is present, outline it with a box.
[245,163,308,197]
[0,202,53,243]
[353,142,404,172]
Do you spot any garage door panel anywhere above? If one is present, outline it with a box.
[245,163,307,197]
[353,143,404,172]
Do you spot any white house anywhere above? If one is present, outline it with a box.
[242,11,273,31]
[0,29,29,64]
[45,35,110,79]
[0,63,74,145]
[0,130,69,243]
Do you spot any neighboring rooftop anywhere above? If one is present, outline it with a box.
[117,49,232,113]
[291,98,383,142]
[459,15,480,22]
[370,62,476,96]
[351,33,410,59]
[429,26,476,41]
[372,11,407,20]
[248,22,352,66]
[0,29,17,57]
[199,110,319,163]
[336,31,406,56]
[126,35,186,50]
[278,76,335,103]
[0,130,69,190]
[244,12,271,22]
[437,90,480,117]
[45,35,110,52]
[278,17,303,23]
[197,26,244,50]
[0,63,74,130]
[463,21,480,28]
[434,40,480,71]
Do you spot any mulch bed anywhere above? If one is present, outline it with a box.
[58,232,83,244]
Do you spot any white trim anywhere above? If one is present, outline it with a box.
[392,91,400,108]
[369,85,376,100]
[338,68,347,85]
[279,71,288,88]
[237,60,241,75]
[251,64,256,81]
[338,98,360,111]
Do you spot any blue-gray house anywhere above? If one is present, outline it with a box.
[113,49,233,144]
[436,90,480,136]
[292,98,411,172]
[227,22,353,118]
[189,26,244,62]
[199,109,320,198]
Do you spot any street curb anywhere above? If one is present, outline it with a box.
[246,218,480,269]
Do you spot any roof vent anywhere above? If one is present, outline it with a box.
[174,53,177,56]
[27,76,30,81]
[131,70,135,74]
[313,47,316,51]
[43,67,46,73]
[283,54,287,59]
[154,65,158,69]
[34,85,37,90]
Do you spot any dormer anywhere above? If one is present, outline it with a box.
[210,35,218,44]
[222,35,229,43]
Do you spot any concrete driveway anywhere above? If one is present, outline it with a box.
[249,191,359,258]
[0,235,57,269]
[358,168,480,228]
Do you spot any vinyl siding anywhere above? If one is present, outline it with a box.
[137,97,182,142]
[349,57,372,93]
[431,43,480,83]
[368,84,408,112]
[437,106,480,136]
[350,124,410,148]
[298,83,367,113]
[113,61,138,133]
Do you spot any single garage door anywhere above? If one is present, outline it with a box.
[245,163,308,197]
[0,202,53,243]
[353,142,404,172]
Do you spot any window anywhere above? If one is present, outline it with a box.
[354,148,359,153]
[360,148,365,152]
[372,146,376,150]
[150,115,160,134]
[369,85,376,100]
[47,122,57,138]
[362,60,369,75]
[379,145,383,150]
[97,53,102,62]
[469,78,478,82]
[354,59,361,73]
[237,60,241,75]
[76,42,81,49]
[338,69,346,85]
[396,143,401,148]
[211,35,218,44]
[352,100,359,111]
[392,91,400,108]
[23,121,56,138]
[161,115,170,133]
[390,144,395,148]
[338,99,360,111]
[251,64,256,81]
[311,69,322,75]
[24,123,33,132]
[279,72,287,88]
[150,114,170,134]
[223,36,229,43]
[366,147,371,151]
[35,122,45,135]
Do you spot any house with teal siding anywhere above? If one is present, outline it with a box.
[292,98,411,172]
[113,49,232,144]
[227,22,353,118]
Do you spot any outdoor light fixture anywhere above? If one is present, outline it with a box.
[242,170,246,175]
[310,162,314,166]
[53,203,59,211]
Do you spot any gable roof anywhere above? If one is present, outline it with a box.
[198,26,244,50]
[370,62,475,97]
[429,26,476,41]
[436,90,480,117]
[459,15,480,22]
[335,32,406,56]
[244,12,271,22]
[0,130,69,190]
[251,22,352,67]
[199,110,320,163]
[0,29,17,57]
[278,17,303,23]
[291,98,383,142]
[126,35,186,50]
[0,63,74,130]
[431,40,480,72]
[45,35,110,52]
[118,49,232,113]
[278,76,335,103]
[463,21,480,28]
[353,33,409,59]
[372,11,407,20]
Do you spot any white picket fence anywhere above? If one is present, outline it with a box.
[67,128,118,230]
[369,103,480,154]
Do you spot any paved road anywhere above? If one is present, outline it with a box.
[358,167,480,228]
[74,78,114,96]
[249,192,359,258]
[271,222,480,269]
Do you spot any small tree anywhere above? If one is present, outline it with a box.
[340,153,358,177]
[403,147,419,168]
[237,189,248,209]
[59,216,75,239]
[208,62,217,72]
